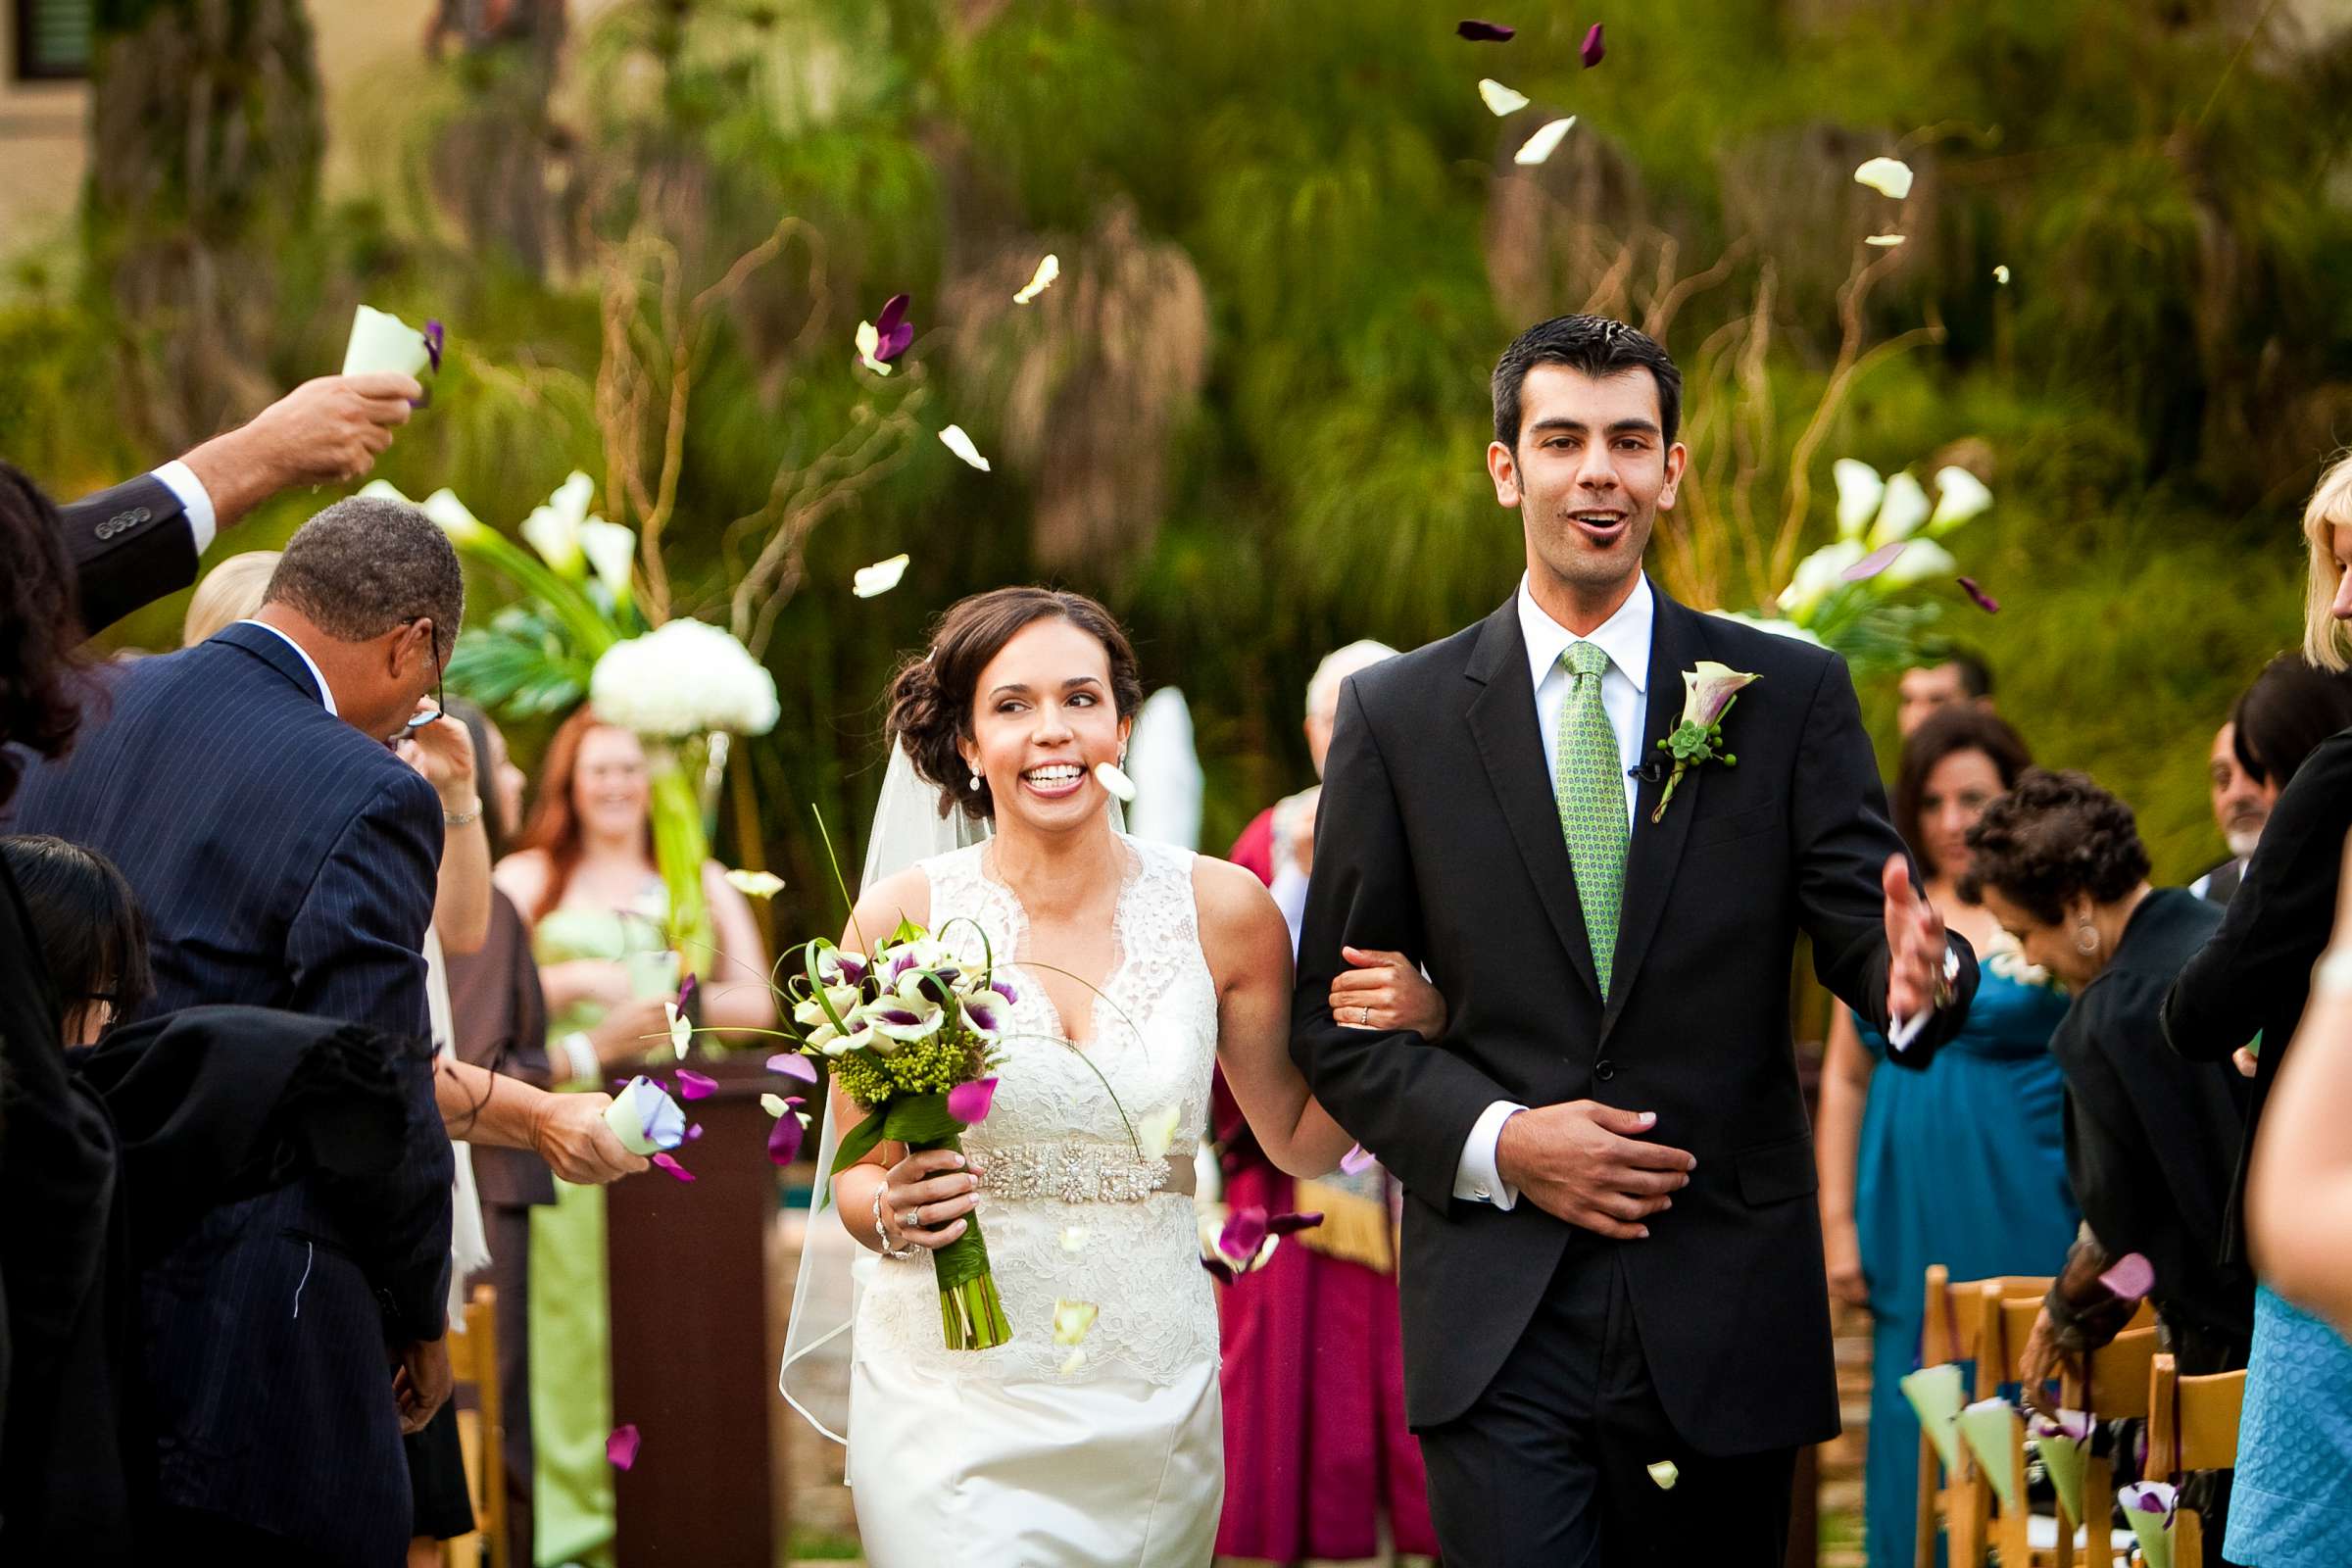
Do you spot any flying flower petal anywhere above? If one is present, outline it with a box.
[760,1093,789,1118]
[1267,1211,1324,1237]
[2099,1252,2156,1301]
[1778,539,1868,617]
[685,1122,704,1142]
[1053,1298,1100,1346]
[947,1076,1001,1125]
[1879,539,1958,589]
[853,553,910,598]
[1200,1255,1237,1286]
[1512,117,1576,166]
[766,1111,805,1167]
[1867,471,1933,549]
[665,1002,692,1058]
[1058,1347,1087,1376]
[1864,233,1907,248]
[1136,1104,1182,1161]
[1013,255,1060,305]
[1647,1460,1679,1490]
[1832,459,1885,540]
[853,320,893,376]
[1957,577,2002,614]
[422,319,445,374]
[1060,1227,1089,1252]
[938,425,992,472]
[1993,265,2011,285]
[650,1152,696,1183]
[871,294,913,363]
[1927,466,1994,535]
[674,1069,717,1102]
[1094,760,1138,803]
[1456,19,1515,40]
[1477,77,1529,116]
[1580,23,1605,67]
[766,1052,818,1084]
[607,1423,641,1470]
[723,868,785,899]
[1853,157,1915,200]
[1340,1143,1377,1175]
[676,973,697,1013]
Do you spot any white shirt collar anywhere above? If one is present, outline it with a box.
[235,618,339,715]
[1518,572,1652,694]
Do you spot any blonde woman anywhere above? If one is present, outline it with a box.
[2163,450,2352,1568]
[180,549,282,646]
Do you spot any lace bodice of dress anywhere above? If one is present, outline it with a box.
[850,834,1221,1386]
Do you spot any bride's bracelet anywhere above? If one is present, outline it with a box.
[871,1185,921,1260]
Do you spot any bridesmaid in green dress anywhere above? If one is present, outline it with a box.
[495,709,775,1568]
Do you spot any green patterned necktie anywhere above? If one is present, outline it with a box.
[1556,640,1628,997]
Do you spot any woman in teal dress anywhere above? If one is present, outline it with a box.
[495,709,773,1567]
[1814,709,2080,1567]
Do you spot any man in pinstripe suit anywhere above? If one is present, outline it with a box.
[13,497,465,1563]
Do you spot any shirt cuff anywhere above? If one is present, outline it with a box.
[152,460,219,557]
[1453,1100,1529,1209]
[1886,944,1964,1054]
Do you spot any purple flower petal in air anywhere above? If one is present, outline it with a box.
[872,294,913,362]
[676,973,698,1014]
[1340,1144,1377,1175]
[650,1152,696,1183]
[2099,1251,2156,1301]
[767,1111,806,1167]
[1268,1210,1325,1237]
[607,1423,641,1470]
[1580,23,1605,67]
[1219,1205,1271,1264]
[423,319,445,373]
[1457,19,1515,41]
[1958,576,2002,613]
[1841,540,1910,582]
[1200,1255,1237,1286]
[675,1069,717,1102]
[766,1052,818,1084]
[947,1076,1000,1125]
[684,1122,705,1143]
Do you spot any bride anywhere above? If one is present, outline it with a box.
[781,587,1444,1566]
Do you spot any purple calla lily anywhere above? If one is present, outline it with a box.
[1580,23,1605,67]
[947,1076,1001,1126]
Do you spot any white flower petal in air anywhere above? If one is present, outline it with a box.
[1053,1298,1100,1346]
[1057,1347,1087,1376]
[1853,157,1915,200]
[760,1093,789,1118]
[854,320,893,376]
[1013,254,1060,305]
[1477,77,1529,116]
[938,424,992,472]
[1993,265,2011,285]
[1136,1104,1182,1162]
[1512,117,1576,166]
[1832,459,1885,541]
[1059,1226,1089,1253]
[1865,233,1907,248]
[1647,1460,1681,1491]
[665,1002,692,1059]
[1927,466,1993,536]
[1867,471,1933,549]
[724,868,785,899]
[1094,760,1137,803]
[853,553,910,599]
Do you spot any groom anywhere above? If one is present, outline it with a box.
[1292,314,1976,1565]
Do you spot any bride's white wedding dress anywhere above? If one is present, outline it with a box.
[846,834,1224,1567]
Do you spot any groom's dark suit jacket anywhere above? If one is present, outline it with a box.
[11,622,452,1560]
[1293,582,1976,1455]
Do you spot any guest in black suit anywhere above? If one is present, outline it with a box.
[1290,316,1978,1566]
[11,495,463,1564]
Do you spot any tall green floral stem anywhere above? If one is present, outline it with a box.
[646,740,712,976]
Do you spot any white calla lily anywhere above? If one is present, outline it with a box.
[1777,539,1867,618]
[1927,466,1993,536]
[794,984,864,1030]
[1832,459,1885,541]
[521,474,594,578]
[1866,471,1933,550]
[1878,537,1959,588]
[579,518,636,605]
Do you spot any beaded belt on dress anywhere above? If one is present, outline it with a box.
[968,1144,1197,1203]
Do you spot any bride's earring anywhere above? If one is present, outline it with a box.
[968,767,983,793]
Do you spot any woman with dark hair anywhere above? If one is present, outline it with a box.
[2163,454,2352,1568]
[2230,652,2352,795]
[1812,707,2077,1566]
[2,834,153,1045]
[491,706,771,1568]
[789,587,1364,1564]
[1961,769,2253,1565]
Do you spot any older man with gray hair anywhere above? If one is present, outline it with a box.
[13,495,640,1561]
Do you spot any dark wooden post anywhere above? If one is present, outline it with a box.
[606,1053,784,1561]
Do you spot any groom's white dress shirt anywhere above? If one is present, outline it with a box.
[1451,574,1652,1209]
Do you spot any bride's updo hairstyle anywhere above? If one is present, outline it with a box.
[888,587,1145,821]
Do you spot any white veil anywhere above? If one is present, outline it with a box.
[776,737,1127,1445]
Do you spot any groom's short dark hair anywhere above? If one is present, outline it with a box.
[1492,315,1683,452]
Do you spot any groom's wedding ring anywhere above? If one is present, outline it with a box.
[1358,1005,1371,1026]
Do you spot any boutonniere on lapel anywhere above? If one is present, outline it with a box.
[1649,662,1761,823]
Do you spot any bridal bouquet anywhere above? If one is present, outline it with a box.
[776,925,1017,1349]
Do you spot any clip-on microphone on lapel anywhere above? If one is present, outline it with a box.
[1627,760,1667,786]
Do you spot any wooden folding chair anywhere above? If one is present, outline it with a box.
[2144,1353,2245,1568]
[2057,1321,2158,1567]
[1915,1269,2055,1568]
[442,1285,509,1568]
[1981,1295,2155,1567]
